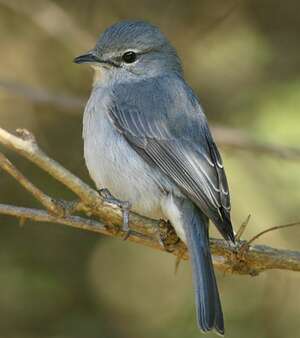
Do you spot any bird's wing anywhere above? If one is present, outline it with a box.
[107,75,234,241]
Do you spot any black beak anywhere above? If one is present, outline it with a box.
[73,52,101,64]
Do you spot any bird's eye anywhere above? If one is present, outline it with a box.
[122,51,137,63]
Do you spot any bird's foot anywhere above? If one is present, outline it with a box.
[157,220,181,252]
[98,188,132,240]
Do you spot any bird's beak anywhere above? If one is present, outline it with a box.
[73,51,101,64]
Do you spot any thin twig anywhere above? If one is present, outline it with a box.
[0,203,106,233]
[0,152,64,216]
[235,214,251,240]
[247,222,300,246]
[0,203,154,246]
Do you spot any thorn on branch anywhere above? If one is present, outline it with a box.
[235,214,251,240]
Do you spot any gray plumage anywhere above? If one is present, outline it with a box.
[75,20,234,335]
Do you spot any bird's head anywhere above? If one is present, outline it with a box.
[74,20,182,84]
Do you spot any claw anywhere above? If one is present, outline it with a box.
[98,188,111,200]
[153,221,167,249]
[122,229,132,241]
[155,230,165,249]
[120,201,132,240]
[98,188,132,239]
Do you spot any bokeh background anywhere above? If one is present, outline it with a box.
[0,1,300,337]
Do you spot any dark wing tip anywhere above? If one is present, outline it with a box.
[216,209,235,243]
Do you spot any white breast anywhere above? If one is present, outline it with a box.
[82,85,165,219]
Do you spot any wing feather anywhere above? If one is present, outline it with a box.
[107,76,234,241]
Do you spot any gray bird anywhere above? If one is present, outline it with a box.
[74,20,235,335]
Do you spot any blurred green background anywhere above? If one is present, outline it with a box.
[0,1,300,337]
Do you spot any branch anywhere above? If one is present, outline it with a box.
[1,203,299,276]
[0,127,299,276]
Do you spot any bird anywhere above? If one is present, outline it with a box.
[74,20,235,335]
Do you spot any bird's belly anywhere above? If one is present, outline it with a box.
[83,108,165,219]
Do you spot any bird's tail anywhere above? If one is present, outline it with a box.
[182,200,224,335]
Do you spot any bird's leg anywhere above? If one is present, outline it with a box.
[98,188,132,239]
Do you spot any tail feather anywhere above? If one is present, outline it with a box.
[182,201,224,335]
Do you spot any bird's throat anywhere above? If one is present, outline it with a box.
[92,66,104,86]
